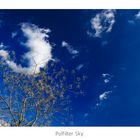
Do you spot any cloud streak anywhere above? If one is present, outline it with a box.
[62,41,79,55]
[76,64,84,70]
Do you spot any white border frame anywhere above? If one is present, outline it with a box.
[0,127,140,140]
[0,0,140,140]
[0,0,140,9]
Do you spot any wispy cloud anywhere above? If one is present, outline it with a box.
[128,20,135,25]
[88,10,116,38]
[62,41,79,55]
[0,23,53,75]
[135,11,140,19]
[128,11,140,25]
[76,64,84,71]
[0,43,7,49]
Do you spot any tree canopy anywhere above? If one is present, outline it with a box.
[0,52,86,126]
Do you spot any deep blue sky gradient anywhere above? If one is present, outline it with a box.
[0,10,140,126]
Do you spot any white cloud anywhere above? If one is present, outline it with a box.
[88,10,116,38]
[102,73,113,84]
[102,73,110,78]
[0,50,9,59]
[62,41,79,55]
[104,79,110,84]
[0,23,53,75]
[99,91,112,101]
[0,43,9,60]
[0,119,10,126]
[135,11,140,19]
[94,90,113,109]
[128,11,140,25]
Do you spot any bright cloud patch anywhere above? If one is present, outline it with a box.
[99,91,112,101]
[88,10,116,38]
[0,50,9,59]
[0,119,10,126]
[0,23,53,75]
[62,41,79,55]
[95,90,112,109]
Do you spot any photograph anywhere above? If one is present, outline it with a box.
[0,10,140,127]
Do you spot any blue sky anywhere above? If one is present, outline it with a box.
[0,10,140,126]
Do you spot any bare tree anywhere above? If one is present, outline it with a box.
[0,52,86,126]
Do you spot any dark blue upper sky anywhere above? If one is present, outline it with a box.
[0,10,140,126]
